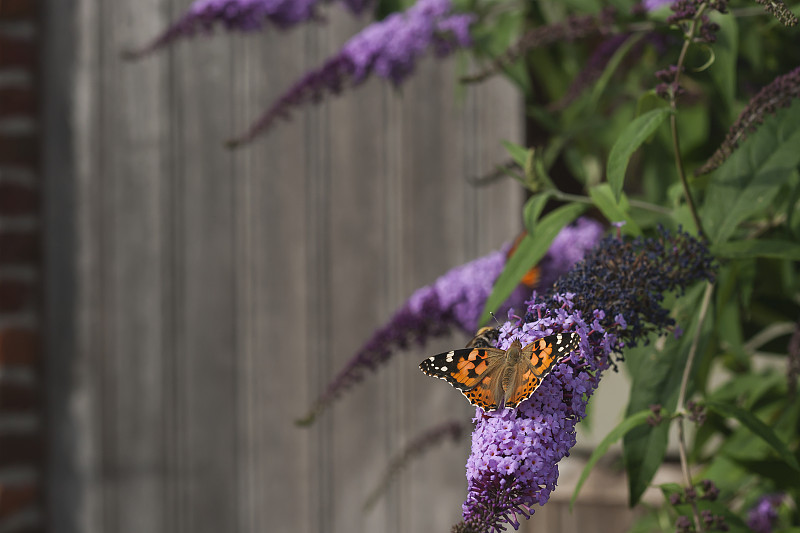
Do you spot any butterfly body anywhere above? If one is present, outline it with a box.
[419,333,580,411]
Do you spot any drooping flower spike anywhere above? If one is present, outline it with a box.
[226,0,476,146]
[296,219,604,426]
[696,65,800,175]
[126,0,370,59]
[454,228,715,533]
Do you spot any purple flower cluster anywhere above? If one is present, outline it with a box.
[126,0,381,59]
[227,0,475,145]
[747,494,784,533]
[296,218,604,425]
[454,229,714,532]
[551,226,715,347]
[459,295,622,532]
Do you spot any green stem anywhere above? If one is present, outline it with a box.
[675,281,715,533]
[669,4,708,240]
[553,191,672,215]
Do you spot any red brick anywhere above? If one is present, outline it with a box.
[0,0,36,19]
[0,183,37,215]
[0,485,37,520]
[0,232,39,264]
[0,35,35,68]
[0,434,41,468]
[0,381,37,411]
[0,280,32,312]
[0,135,37,167]
[0,88,35,118]
[0,328,38,365]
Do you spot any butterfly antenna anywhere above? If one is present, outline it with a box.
[489,311,502,328]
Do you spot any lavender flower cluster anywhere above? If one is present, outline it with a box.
[457,295,623,532]
[454,229,714,532]
[228,0,475,145]
[297,219,603,425]
[127,0,378,58]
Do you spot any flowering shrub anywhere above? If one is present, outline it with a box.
[132,0,800,531]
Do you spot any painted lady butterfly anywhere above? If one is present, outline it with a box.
[419,332,580,411]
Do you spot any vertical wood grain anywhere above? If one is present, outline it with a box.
[45,1,525,532]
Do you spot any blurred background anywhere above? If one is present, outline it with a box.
[0,1,673,532]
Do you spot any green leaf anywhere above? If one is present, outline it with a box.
[570,409,653,510]
[623,285,708,506]
[586,34,645,111]
[588,184,643,236]
[522,193,552,233]
[711,239,800,260]
[702,101,800,244]
[480,203,587,325]
[606,107,672,203]
[501,140,530,167]
[705,400,800,472]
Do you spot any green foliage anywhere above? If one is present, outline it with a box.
[468,2,800,529]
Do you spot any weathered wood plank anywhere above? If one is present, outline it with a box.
[45,2,526,532]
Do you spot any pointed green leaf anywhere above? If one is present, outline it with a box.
[480,203,587,325]
[522,193,553,233]
[606,107,672,203]
[624,285,709,506]
[501,140,531,167]
[705,400,800,472]
[570,409,653,510]
[588,184,643,236]
[711,239,800,260]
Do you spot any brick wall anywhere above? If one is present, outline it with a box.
[0,0,43,532]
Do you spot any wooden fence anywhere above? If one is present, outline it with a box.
[42,1,526,532]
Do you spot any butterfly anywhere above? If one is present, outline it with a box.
[419,332,581,411]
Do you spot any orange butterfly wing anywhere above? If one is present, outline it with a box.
[504,333,581,408]
[419,347,505,410]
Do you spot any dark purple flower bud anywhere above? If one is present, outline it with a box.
[700,479,719,501]
[754,0,798,26]
[684,486,697,502]
[669,492,682,506]
[550,226,715,347]
[675,515,692,533]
